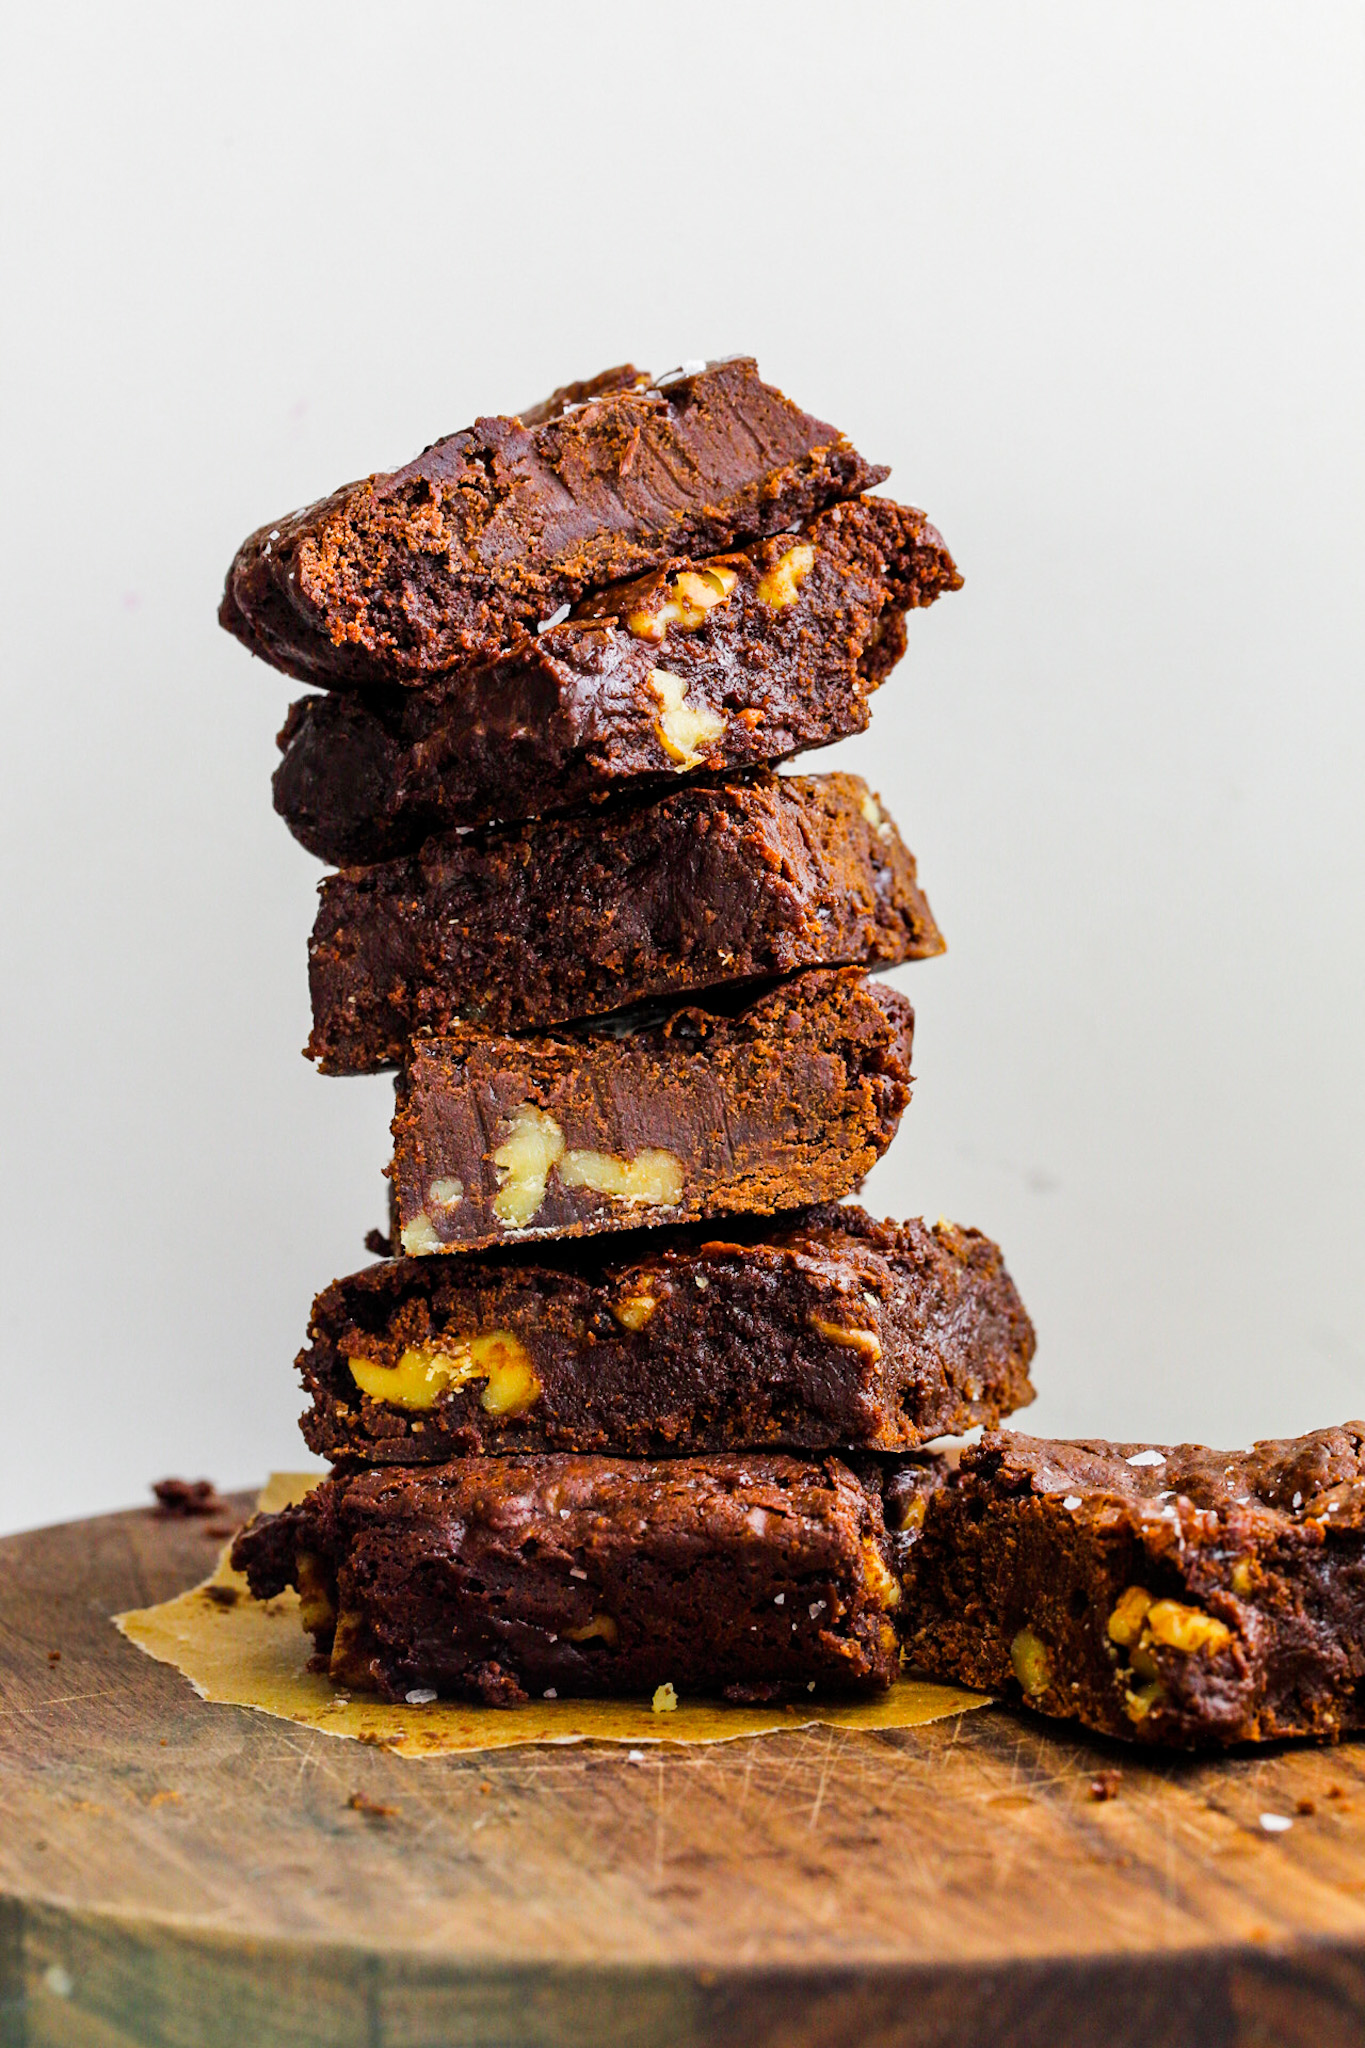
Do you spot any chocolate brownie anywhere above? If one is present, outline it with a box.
[271,499,962,861]
[390,970,914,1254]
[231,1453,902,1705]
[307,772,943,1072]
[888,1425,1365,1748]
[298,1203,1036,1463]
[220,359,888,691]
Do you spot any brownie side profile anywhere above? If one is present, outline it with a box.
[297,1203,1035,1463]
[231,1454,902,1705]
[389,969,914,1254]
[220,359,889,691]
[889,1425,1365,1748]
[306,773,944,1072]
[271,498,962,861]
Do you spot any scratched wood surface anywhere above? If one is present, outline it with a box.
[4,1502,1365,2048]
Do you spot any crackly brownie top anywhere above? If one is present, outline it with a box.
[955,1425,1365,1533]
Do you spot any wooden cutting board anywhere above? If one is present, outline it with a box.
[3,1498,1365,2048]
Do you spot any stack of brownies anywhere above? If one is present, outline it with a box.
[222,358,1365,1749]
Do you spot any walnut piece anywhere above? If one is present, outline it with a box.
[1009,1626,1052,1696]
[565,1613,620,1645]
[328,1610,369,1687]
[755,542,814,608]
[349,1345,465,1410]
[626,564,737,642]
[473,1332,543,1416]
[348,1332,541,1417]
[493,1105,683,1227]
[1123,1678,1164,1722]
[893,1494,927,1535]
[1129,1637,1161,1684]
[612,1292,660,1332]
[1109,1583,1231,1658]
[399,1179,465,1254]
[859,790,894,841]
[399,1211,443,1255]
[557,1145,684,1207]
[1106,1585,1153,1647]
[295,1551,337,1634]
[647,667,727,770]
[1144,1599,1233,1655]
[861,1539,902,1609]
[808,1313,882,1361]
[1107,1582,1232,1723]
[492,1105,566,1227]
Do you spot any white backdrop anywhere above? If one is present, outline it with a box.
[3,3,1362,1535]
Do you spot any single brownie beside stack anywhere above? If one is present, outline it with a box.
[225,354,1047,1709]
[888,1426,1365,1748]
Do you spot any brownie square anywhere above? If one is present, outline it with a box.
[390,969,913,1254]
[232,1452,902,1705]
[221,358,888,690]
[889,1425,1365,1747]
[299,1203,1036,1463]
[307,772,943,1071]
[271,497,960,860]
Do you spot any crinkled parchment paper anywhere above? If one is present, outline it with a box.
[116,1473,988,1755]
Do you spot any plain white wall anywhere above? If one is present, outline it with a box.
[2,2,1362,1536]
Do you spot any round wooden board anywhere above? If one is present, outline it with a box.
[4,1501,1365,2047]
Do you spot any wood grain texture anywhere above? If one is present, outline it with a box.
[4,1501,1365,2047]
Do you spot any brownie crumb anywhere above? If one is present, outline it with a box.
[202,1584,240,1607]
[1089,1771,1122,1802]
[347,1792,399,1819]
[365,1229,394,1259]
[152,1479,231,1518]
